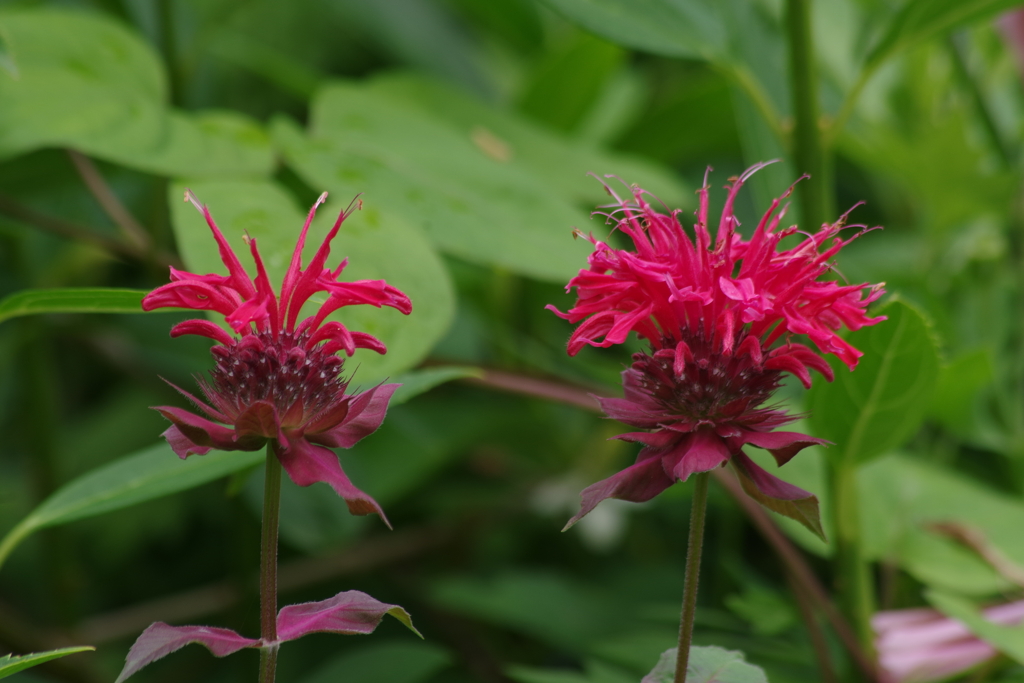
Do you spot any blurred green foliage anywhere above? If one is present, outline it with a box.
[2,0,1024,682]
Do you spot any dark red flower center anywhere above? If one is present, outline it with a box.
[633,334,783,426]
[206,331,347,425]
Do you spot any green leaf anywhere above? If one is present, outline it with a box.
[508,659,635,683]
[517,33,626,134]
[926,590,1024,664]
[0,9,165,161]
[808,299,940,465]
[298,640,451,683]
[642,646,769,683]
[271,84,596,283]
[390,366,484,406]
[92,110,274,178]
[0,444,264,571]
[928,348,993,434]
[430,571,631,652]
[537,0,725,61]
[864,0,1024,72]
[365,73,689,210]
[762,448,1024,596]
[168,178,455,384]
[0,10,272,176]
[0,647,95,679]
[0,26,16,78]
[0,288,149,326]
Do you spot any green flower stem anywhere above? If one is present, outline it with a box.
[258,448,282,683]
[831,458,876,664]
[674,472,711,683]
[785,0,830,229]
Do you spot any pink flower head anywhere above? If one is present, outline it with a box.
[873,601,1024,682]
[548,163,885,532]
[143,191,412,526]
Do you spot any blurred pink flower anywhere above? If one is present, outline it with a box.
[143,191,411,525]
[874,600,1024,682]
[549,163,885,530]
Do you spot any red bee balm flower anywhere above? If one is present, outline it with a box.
[143,191,411,526]
[548,164,885,535]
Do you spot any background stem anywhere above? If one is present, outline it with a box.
[785,0,831,227]
[674,472,710,683]
[258,448,282,683]
[831,458,876,665]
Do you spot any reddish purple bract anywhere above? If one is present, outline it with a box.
[549,163,886,532]
[114,591,418,683]
[143,191,411,525]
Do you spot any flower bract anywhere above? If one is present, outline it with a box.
[548,163,886,534]
[143,191,411,525]
[115,590,419,683]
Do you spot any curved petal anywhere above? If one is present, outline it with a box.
[169,319,235,346]
[564,452,674,530]
[234,400,283,443]
[666,429,731,483]
[612,430,680,450]
[311,384,398,448]
[595,396,663,428]
[734,430,830,466]
[731,452,824,541]
[115,622,259,683]
[154,406,241,456]
[161,425,211,458]
[273,439,390,528]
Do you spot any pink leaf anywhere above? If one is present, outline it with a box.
[115,622,259,683]
[275,590,421,642]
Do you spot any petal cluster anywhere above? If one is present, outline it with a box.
[550,164,885,531]
[143,192,411,524]
[549,162,885,373]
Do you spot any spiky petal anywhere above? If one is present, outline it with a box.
[143,191,411,526]
[549,164,886,533]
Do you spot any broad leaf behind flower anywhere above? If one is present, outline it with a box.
[642,646,768,683]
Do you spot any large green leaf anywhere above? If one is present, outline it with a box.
[928,348,993,435]
[927,590,1024,664]
[0,9,165,161]
[761,448,1024,596]
[93,110,274,178]
[0,444,263,571]
[298,640,451,683]
[0,9,272,176]
[642,646,769,683]
[516,33,626,134]
[0,647,95,679]
[271,81,600,282]
[0,288,148,326]
[538,0,725,61]
[364,73,689,210]
[808,300,940,465]
[864,0,1024,72]
[534,0,787,131]
[168,178,454,384]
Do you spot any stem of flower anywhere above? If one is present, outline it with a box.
[831,458,876,667]
[785,0,830,228]
[258,447,282,683]
[674,471,711,683]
